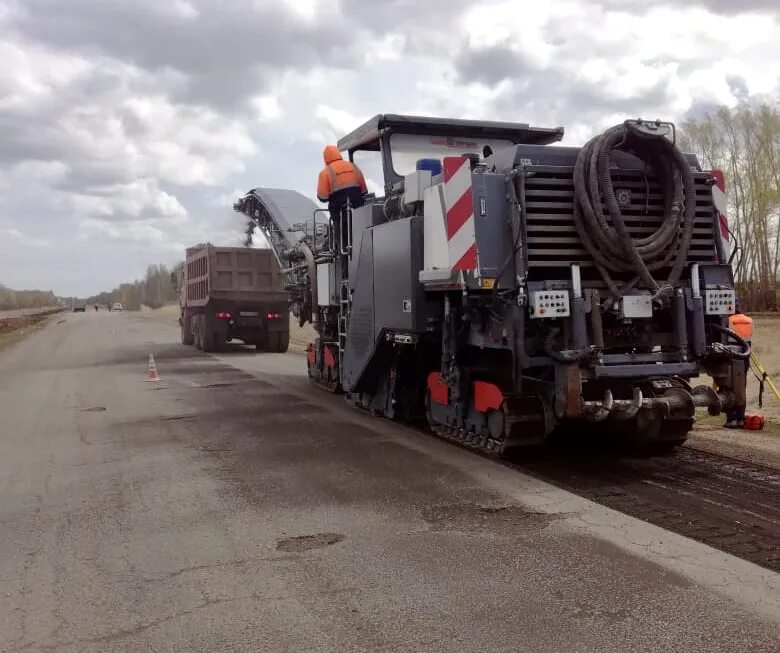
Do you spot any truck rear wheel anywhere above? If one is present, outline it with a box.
[181,317,194,345]
[269,331,289,353]
[200,319,216,353]
[192,316,202,350]
[252,330,267,352]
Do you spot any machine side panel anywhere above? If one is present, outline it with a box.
[472,172,511,279]
[342,232,375,392]
[349,204,386,285]
[344,216,435,394]
[409,216,439,330]
[317,263,337,306]
[372,218,419,334]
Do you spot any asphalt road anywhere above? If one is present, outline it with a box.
[1,310,778,652]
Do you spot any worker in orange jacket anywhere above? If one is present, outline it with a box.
[317,145,367,215]
[724,308,753,428]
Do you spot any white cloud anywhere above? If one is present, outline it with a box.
[2,227,51,248]
[284,0,321,21]
[7,159,69,183]
[314,105,368,141]
[252,94,282,122]
[0,39,91,111]
[363,33,406,64]
[0,0,777,295]
[68,178,187,221]
[168,1,199,20]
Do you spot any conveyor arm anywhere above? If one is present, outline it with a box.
[234,187,327,329]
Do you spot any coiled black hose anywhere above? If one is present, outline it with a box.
[572,122,696,302]
[710,323,751,360]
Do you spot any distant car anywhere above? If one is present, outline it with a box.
[72,300,86,312]
[112,303,123,311]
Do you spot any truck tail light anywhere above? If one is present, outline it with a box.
[216,311,232,319]
[266,311,281,320]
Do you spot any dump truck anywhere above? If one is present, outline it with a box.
[234,115,747,454]
[179,244,289,352]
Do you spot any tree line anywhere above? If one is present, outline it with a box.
[0,284,58,311]
[89,263,182,311]
[682,103,780,311]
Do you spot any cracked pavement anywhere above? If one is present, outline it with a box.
[0,310,778,652]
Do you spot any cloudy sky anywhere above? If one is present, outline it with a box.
[0,0,778,296]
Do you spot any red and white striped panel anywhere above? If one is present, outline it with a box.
[708,169,730,262]
[442,156,477,271]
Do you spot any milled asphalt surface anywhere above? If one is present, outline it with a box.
[1,310,778,652]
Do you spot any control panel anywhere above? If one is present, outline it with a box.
[529,290,570,319]
[704,289,735,315]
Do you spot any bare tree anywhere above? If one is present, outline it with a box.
[89,261,182,311]
[683,104,780,310]
[0,284,57,311]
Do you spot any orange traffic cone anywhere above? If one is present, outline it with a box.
[146,354,161,382]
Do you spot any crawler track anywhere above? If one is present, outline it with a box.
[429,421,509,455]
[507,445,780,572]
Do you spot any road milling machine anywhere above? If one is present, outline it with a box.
[235,115,748,454]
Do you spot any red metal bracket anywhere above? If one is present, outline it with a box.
[427,372,449,406]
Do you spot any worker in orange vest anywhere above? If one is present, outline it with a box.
[724,307,753,428]
[317,145,367,216]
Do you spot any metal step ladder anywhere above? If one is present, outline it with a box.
[334,203,353,375]
[338,279,351,372]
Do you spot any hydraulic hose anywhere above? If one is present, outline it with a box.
[544,328,592,363]
[572,122,696,302]
[709,323,751,360]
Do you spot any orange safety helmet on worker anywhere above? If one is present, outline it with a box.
[317,145,367,214]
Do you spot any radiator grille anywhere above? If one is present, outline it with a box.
[522,166,717,280]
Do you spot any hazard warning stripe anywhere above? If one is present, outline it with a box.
[453,242,478,270]
[449,220,477,269]
[718,215,729,241]
[446,190,473,238]
[442,156,477,271]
